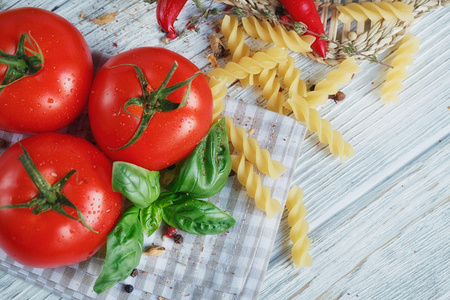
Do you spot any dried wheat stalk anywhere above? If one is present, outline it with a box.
[214,0,447,65]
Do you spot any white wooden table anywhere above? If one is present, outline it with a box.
[0,0,449,299]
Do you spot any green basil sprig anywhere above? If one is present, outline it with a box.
[139,204,163,237]
[161,193,236,235]
[94,206,143,294]
[112,161,160,208]
[166,118,231,198]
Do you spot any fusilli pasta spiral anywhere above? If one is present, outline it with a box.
[337,1,414,24]
[207,47,288,84]
[209,77,228,124]
[225,116,287,179]
[286,185,312,268]
[255,68,286,114]
[284,94,354,162]
[221,15,251,62]
[241,16,315,53]
[231,154,283,218]
[278,56,308,98]
[381,34,420,104]
[305,57,362,108]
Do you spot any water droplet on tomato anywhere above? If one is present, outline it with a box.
[47,98,54,103]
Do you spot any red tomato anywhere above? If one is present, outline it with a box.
[0,133,123,268]
[0,7,93,134]
[88,47,213,171]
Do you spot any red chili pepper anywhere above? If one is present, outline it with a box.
[279,0,328,58]
[156,0,189,39]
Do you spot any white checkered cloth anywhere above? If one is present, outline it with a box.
[0,51,306,300]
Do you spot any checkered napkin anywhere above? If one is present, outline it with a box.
[0,52,306,300]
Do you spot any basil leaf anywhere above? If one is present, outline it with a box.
[94,206,143,294]
[155,191,185,206]
[162,193,236,235]
[166,118,231,198]
[112,161,160,208]
[139,204,162,237]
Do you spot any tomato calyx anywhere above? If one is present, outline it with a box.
[0,32,44,92]
[0,144,99,234]
[109,62,201,150]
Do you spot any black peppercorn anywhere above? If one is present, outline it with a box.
[130,268,139,278]
[124,284,134,293]
[174,234,183,244]
[275,6,285,16]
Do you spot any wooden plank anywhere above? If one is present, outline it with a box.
[289,8,450,231]
[0,0,449,299]
[262,134,450,299]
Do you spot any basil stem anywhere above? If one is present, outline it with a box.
[93,206,143,294]
[161,193,236,235]
[112,161,160,208]
[166,118,231,198]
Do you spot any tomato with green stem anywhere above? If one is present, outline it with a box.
[0,7,93,134]
[88,47,213,171]
[0,133,123,268]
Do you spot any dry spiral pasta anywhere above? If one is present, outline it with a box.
[284,93,354,162]
[254,68,286,114]
[231,154,282,218]
[277,54,353,161]
[382,34,420,104]
[221,15,250,62]
[305,57,362,108]
[209,77,228,124]
[207,47,288,85]
[225,116,287,179]
[337,1,414,24]
[241,16,315,53]
[278,56,308,98]
[286,185,312,268]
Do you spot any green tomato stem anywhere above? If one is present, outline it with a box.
[108,62,200,151]
[0,143,98,234]
[0,32,44,92]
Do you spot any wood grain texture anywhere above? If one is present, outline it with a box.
[0,0,449,299]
